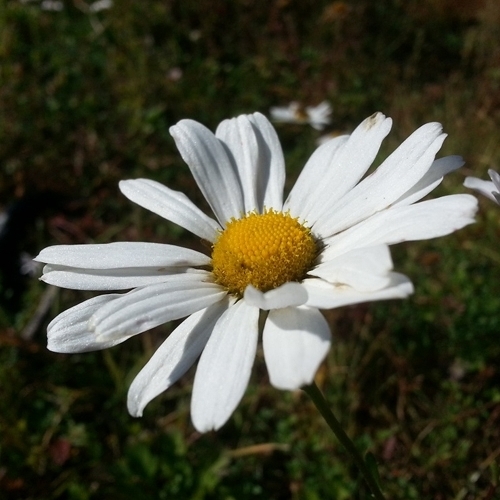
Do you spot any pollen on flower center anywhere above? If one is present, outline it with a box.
[211,209,318,297]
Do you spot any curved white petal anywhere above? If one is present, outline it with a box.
[314,122,446,237]
[35,242,210,269]
[127,298,232,417]
[286,113,392,224]
[169,119,244,225]
[214,113,285,213]
[321,194,478,262]
[311,245,393,292]
[36,242,210,291]
[489,169,500,192]
[247,112,286,210]
[464,176,498,203]
[394,155,464,207]
[40,265,207,291]
[89,276,227,340]
[243,282,308,310]
[302,274,414,309]
[191,300,259,432]
[263,306,331,390]
[216,115,260,213]
[119,179,221,242]
[47,294,129,353]
[284,135,349,220]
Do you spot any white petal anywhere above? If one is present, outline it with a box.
[127,298,231,417]
[119,179,221,242]
[311,245,393,292]
[286,113,392,224]
[321,194,478,262]
[489,169,500,192]
[302,274,414,309]
[47,294,129,353]
[394,155,464,207]
[464,176,498,203]
[35,242,210,269]
[247,112,286,210]
[36,242,210,291]
[243,282,308,310]
[284,135,349,220]
[216,115,260,213]
[40,265,207,291]
[169,119,244,225]
[191,300,259,432]
[313,122,446,237]
[89,276,227,340]
[263,306,331,390]
[205,113,285,214]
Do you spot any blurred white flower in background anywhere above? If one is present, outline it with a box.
[88,0,112,13]
[40,0,63,11]
[20,252,41,277]
[270,101,332,130]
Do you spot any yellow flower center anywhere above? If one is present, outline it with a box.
[211,210,318,297]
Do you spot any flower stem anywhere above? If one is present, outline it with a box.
[303,382,386,500]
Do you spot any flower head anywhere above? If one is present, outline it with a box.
[464,169,500,205]
[35,112,477,432]
[270,101,332,130]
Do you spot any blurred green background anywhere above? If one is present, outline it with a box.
[1,0,500,498]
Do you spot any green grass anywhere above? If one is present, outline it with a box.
[1,0,500,498]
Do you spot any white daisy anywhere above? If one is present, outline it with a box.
[35,112,477,432]
[270,101,332,130]
[306,101,333,130]
[464,169,500,205]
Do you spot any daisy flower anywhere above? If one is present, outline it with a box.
[464,169,500,205]
[35,112,477,432]
[270,101,332,130]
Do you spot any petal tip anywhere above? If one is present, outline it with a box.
[127,397,144,418]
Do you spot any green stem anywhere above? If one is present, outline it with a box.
[303,382,386,500]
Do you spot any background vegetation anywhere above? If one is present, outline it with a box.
[1,0,500,498]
